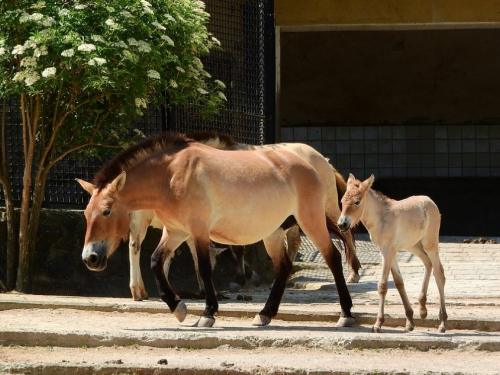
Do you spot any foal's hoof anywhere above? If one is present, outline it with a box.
[371,325,382,333]
[251,271,261,287]
[346,273,360,284]
[194,316,215,328]
[336,316,356,327]
[437,325,446,333]
[173,301,187,323]
[252,314,271,326]
[229,282,242,293]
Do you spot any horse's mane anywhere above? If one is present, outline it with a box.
[187,131,239,149]
[368,188,394,206]
[93,132,193,189]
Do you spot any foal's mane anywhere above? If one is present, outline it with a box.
[368,187,394,206]
[93,132,193,189]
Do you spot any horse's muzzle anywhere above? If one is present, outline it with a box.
[337,216,351,232]
[82,242,108,271]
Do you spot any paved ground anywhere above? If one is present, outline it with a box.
[1,235,500,374]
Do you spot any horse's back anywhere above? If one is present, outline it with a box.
[175,144,325,245]
[392,195,440,249]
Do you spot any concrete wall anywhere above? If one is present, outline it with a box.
[275,0,500,26]
[0,209,272,297]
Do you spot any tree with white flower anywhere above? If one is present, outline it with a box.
[0,0,226,292]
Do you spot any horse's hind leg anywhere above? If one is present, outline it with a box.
[285,225,302,263]
[151,229,189,323]
[298,216,354,327]
[407,243,433,320]
[253,229,290,326]
[390,258,415,331]
[192,235,219,327]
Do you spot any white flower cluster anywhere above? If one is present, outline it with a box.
[152,21,166,31]
[42,67,56,77]
[160,35,174,46]
[135,98,147,108]
[147,70,160,79]
[78,43,97,52]
[127,38,151,53]
[61,49,75,57]
[88,57,107,66]
[140,0,154,15]
[14,71,41,86]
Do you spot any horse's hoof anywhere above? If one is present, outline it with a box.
[194,316,215,327]
[437,325,446,333]
[336,316,356,327]
[420,309,428,319]
[229,282,242,293]
[252,314,271,326]
[251,271,261,287]
[372,326,382,333]
[405,324,415,332]
[346,274,360,283]
[173,301,187,322]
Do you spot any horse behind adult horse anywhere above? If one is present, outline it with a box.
[337,174,447,333]
[78,132,355,328]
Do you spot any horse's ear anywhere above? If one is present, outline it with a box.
[109,171,127,193]
[76,178,95,195]
[347,173,355,183]
[362,174,375,191]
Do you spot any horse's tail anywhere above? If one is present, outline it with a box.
[327,163,357,268]
[325,216,351,263]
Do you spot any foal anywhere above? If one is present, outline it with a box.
[338,174,447,333]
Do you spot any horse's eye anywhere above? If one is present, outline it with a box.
[355,200,361,206]
[102,209,111,217]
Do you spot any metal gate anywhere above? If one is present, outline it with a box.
[0,0,275,207]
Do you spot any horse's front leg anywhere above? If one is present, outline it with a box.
[390,259,414,331]
[192,236,219,327]
[344,229,361,283]
[253,229,290,326]
[373,248,397,333]
[128,212,152,301]
[151,228,189,323]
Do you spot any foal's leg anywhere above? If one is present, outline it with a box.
[423,241,447,333]
[151,229,189,322]
[128,212,152,300]
[373,248,397,333]
[407,243,433,320]
[252,229,290,326]
[390,258,415,331]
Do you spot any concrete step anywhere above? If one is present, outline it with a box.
[1,294,500,374]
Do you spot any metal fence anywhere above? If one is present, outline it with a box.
[0,0,275,208]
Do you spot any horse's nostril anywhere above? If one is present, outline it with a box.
[89,253,99,265]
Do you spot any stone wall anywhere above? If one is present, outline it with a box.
[0,209,273,298]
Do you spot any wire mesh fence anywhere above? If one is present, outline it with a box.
[0,0,274,208]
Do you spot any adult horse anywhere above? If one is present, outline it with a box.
[126,132,360,301]
[78,132,355,328]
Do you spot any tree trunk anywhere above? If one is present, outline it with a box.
[2,180,18,290]
[16,166,48,293]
